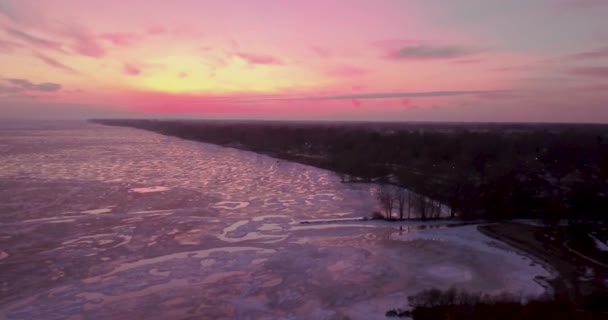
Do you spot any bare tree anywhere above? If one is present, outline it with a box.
[413,193,429,220]
[430,199,441,219]
[377,187,395,220]
[395,187,407,220]
[407,191,414,219]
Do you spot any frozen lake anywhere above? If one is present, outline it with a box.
[0,122,551,319]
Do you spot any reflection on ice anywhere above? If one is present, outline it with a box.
[83,246,276,284]
[81,207,112,214]
[212,200,249,210]
[0,123,554,319]
[129,186,170,193]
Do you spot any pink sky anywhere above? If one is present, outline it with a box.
[0,0,607,122]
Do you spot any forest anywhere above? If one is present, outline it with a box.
[91,119,608,223]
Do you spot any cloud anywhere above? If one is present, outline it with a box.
[33,52,79,74]
[5,27,64,53]
[577,84,608,92]
[0,0,17,20]
[61,24,106,58]
[99,32,139,47]
[0,1,45,27]
[123,63,141,76]
[453,58,484,64]
[234,52,283,65]
[372,39,417,50]
[1,78,61,94]
[178,72,188,78]
[388,44,479,60]
[277,90,495,101]
[0,84,20,94]
[2,2,105,58]
[0,39,21,52]
[490,65,529,72]
[311,46,331,58]
[123,61,166,76]
[476,91,523,101]
[568,66,608,78]
[325,65,369,77]
[351,84,366,92]
[567,47,608,60]
[146,25,168,35]
[559,0,608,9]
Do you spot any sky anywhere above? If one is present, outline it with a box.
[0,0,607,122]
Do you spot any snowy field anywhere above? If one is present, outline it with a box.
[0,122,553,319]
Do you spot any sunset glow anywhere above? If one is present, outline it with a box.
[1,0,607,121]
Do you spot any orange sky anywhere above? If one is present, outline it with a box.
[1,0,607,122]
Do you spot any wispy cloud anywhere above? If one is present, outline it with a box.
[388,44,479,60]
[568,66,608,78]
[99,32,140,47]
[60,24,106,58]
[123,63,141,76]
[33,52,79,74]
[145,25,168,35]
[0,84,20,94]
[311,46,331,58]
[234,52,283,65]
[275,90,495,101]
[5,27,64,53]
[490,65,530,73]
[0,39,22,53]
[0,1,45,27]
[2,2,106,58]
[1,78,61,94]
[123,61,165,76]
[324,65,369,77]
[453,58,484,64]
[559,0,608,9]
[567,47,608,60]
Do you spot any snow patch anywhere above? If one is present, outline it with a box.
[81,208,112,215]
[591,234,608,252]
[392,224,554,296]
[212,201,249,210]
[129,186,170,193]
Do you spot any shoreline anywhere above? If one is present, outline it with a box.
[477,224,558,297]
[478,222,608,301]
[478,223,563,297]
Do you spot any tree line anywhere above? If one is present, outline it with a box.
[91,119,608,223]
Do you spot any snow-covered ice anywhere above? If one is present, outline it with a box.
[391,225,553,297]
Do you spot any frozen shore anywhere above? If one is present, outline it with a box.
[0,123,554,319]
